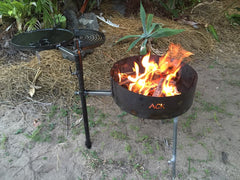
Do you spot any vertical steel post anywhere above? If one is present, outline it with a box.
[75,40,91,149]
[168,117,178,179]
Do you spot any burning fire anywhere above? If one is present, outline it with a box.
[118,43,193,97]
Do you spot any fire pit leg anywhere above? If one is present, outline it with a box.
[168,117,178,179]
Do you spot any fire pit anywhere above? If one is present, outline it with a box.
[110,46,198,119]
[109,45,197,179]
[11,30,197,179]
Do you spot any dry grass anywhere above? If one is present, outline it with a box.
[0,9,216,104]
[0,50,77,102]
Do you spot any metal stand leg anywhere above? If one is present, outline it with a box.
[75,43,92,149]
[168,117,178,180]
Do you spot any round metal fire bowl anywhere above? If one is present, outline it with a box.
[110,55,198,120]
[11,28,74,51]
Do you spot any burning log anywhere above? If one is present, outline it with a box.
[119,79,132,86]
[152,78,164,97]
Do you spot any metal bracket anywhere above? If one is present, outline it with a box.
[75,90,112,96]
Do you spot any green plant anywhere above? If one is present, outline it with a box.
[182,111,197,132]
[116,2,184,55]
[117,111,127,123]
[125,143,132,153]
[25,126,51,142]
[129,125,140,132]
[110,130,128,140]
[48,123,56,131]
[48,105,58,119]
[15,128,24,135]
[0,0,60,31]
[0,0,36,31]
[96,112,107,127]
[54,14,66,28]
[142,141,154,154]
[136,134,149,142]
[57,135,66,143]
[206,24,219,42]
[35,0,55,27]
[204,169,210,177]
[1,134,8,149]
[162,168,169,175]
[80,148,103,169]
[59,108,68,117]
[225,4,240,26]
[71,104,82,115]
[158,156,164,160]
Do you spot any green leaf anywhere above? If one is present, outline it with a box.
[167,0,175,9]
[15,129,24,135]
[146,14,153,32]
[24,17,38,31]
[8,10,13,16]
[30,2,37,7]
[207,25,219,41]
[140,39,148,55]
[148,23,160,35]
[150,28,184,38]
[0,3,13,16]
[127,37,143,52]
[140,1,147,34]
[116,35,141,44]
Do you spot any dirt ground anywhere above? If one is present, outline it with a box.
[0,0,240,180]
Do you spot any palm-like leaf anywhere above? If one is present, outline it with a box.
[116,35,141,44]
[140,1,146,34]
[140,39,148,55]
[146,14,153,32]
[127,37,143,52]
[116,1,184,55]
[150,28,184,38]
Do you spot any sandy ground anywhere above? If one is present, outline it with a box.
[1,43,240,180]
[1,0,240,180]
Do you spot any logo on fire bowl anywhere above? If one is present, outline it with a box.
[149,103,165,110]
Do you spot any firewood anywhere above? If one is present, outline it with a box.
[152,78,164,97]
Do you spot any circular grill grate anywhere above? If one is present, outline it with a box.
[75,29,105,49]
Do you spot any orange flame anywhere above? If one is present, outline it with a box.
[118,43,193,97]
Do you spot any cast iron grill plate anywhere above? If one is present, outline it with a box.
[11,28,105,51]
[11,28,74,51]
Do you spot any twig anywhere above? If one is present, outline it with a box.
[0,101,14,105]
[32,68,42,84]
[25,97,52,106]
